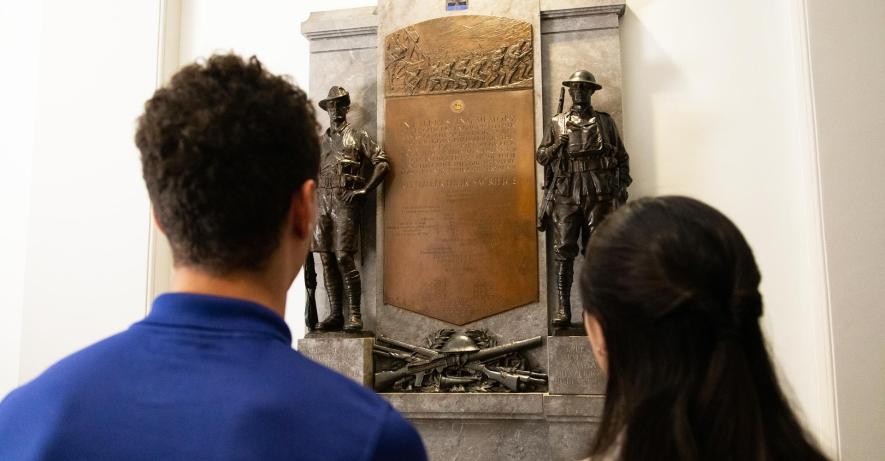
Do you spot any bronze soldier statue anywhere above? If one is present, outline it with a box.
[537,70,631,329]
[311,86,389,332]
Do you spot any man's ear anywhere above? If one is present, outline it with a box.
[290,179,317,239]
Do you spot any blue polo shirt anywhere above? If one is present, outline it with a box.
[0,293,426,461]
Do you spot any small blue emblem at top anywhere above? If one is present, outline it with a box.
[446,0,468,11]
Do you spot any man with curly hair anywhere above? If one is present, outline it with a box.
[0,54,426,461]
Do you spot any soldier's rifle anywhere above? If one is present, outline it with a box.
[464,362,547,391]
[373,339,453,390]
[558,85,565,114]
[373,344,416,363]
[538,87,567,232]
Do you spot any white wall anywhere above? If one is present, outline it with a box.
[0,1,42,395]
[176,0,376,341]
[10,0,162,386]
[620,0,837,454]
[4,1,371,395]
[805,1,885,459]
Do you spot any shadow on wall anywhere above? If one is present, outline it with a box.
[620,5,684,199]
[350,78,379,133]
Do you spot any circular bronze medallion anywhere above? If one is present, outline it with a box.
[450,99,465,113]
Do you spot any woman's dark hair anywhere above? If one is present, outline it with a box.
[581,196,828,461]
[136,54,320,274]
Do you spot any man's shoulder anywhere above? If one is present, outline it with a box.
[370,403,427,460]
[5,329,135,398]
[0,330,138,458]
[285,351,404,420]
[248,350,427,459]
[0,331,425,460]
[283,351,383,404]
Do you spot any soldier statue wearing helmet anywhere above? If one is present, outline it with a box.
[537,70,632,329]
[309,86,390,332]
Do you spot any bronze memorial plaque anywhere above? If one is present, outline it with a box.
[383,15,538,325]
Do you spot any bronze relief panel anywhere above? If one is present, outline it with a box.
[383,15,538,325]
[385,15,533,97]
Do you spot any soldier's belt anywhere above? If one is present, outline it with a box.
[318,174,366,189]
[563,156,611,172]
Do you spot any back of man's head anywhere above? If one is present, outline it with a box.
[136,54,319,274]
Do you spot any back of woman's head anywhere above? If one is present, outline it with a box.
[581,196,827,461]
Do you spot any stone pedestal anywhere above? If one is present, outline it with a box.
[385,393,603,461]
[547,335,606,395]
[297,337,374,387]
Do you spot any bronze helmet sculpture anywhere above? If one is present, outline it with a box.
[562,70,602,90]
[439,332,480,353]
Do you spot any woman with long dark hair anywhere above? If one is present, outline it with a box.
[580,196,829,461]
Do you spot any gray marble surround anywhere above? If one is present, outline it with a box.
[385,393,604,461]
[301,2,624,459]
[547,336,607,394]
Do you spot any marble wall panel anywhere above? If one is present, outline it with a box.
[386,393,603,460]
[415,419,551,461]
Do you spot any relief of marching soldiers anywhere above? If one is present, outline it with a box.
[386,28,533,95]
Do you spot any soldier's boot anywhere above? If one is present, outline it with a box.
[315,271,344,331]
[551,259,574,328]
[304,253,318,331]
[305,287,318,332]
[342,270,363,332]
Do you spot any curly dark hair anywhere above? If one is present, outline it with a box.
[136,54,320,274]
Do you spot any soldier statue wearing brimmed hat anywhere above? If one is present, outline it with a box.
[307,86,389,332]
[537,70,632,330]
